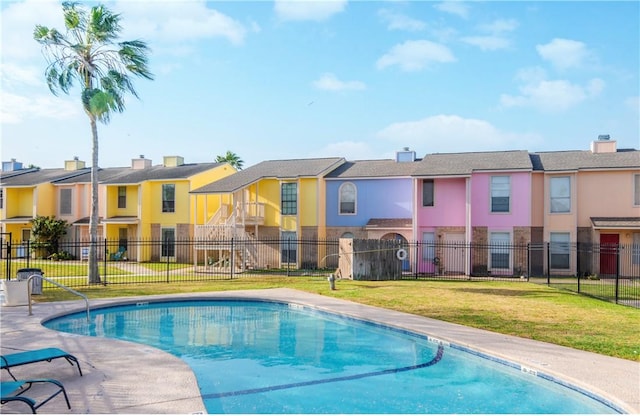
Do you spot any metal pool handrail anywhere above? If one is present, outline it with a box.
[27,275,90,321]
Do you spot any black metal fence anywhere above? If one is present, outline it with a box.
[1,238,638,308]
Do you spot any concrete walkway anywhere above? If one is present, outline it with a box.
[1,289,638,414]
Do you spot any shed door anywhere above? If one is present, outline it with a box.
[600,234,619,276]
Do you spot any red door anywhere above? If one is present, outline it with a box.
[600,234,619,276]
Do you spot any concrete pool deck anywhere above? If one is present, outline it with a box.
[1,288,638,414]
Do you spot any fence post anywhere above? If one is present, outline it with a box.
[166,239,171,283]
[230,238,235,280]
[103,238,108,285]
[546,242,550,285]
[615,245,620,304]
[577,242,581,293]
[414,241,419,279]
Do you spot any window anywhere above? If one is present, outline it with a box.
[339,183,356,214]
[633,233,640,265]
[281,183,297,215]
[281,231,297,263]
[491,176,510,213]
[118,186,126,209]
[634,174,640,206]
[550,232,571,269]
[422,180,434,207]
[490,232,510,269]
[422,232,435,262]
[162,184,175,213]
[0,189,3,209]
[60,188,72,215]
[341,232,354,239]
[550,177,571,213]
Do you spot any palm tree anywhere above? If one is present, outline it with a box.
[215,151,244,170]
[34,2,153,284]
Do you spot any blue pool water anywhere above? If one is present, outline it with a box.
[44,300,619,414]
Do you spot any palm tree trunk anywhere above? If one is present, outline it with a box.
[88,117,101,284]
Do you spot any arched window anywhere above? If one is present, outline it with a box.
[339,182,356,214]
[341,232,354,239]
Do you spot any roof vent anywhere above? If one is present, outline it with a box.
[597,134,610,141]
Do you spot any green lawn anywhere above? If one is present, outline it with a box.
[31,276,640,362]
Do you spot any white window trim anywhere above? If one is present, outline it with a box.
[338,182,357,215]
[550,176,571,214]
[489,231,512,271]
[490,176,511,214]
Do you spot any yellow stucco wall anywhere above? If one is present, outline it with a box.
[36,183,56,217]
[106,185,139,217]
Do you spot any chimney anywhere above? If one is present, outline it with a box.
[2,159,23,172]
[590,135,617,154]
[132,155,152,169]
[64,156,86,171]
[163,156,184,167]
[395,147,416,162]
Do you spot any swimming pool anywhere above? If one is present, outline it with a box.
[44,299,619,414]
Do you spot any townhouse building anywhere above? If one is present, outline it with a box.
[2,135,637,278]
[531,137,640,277]
[412,150,534,277]
[1,156,235,262]
[0,158,90,251]
[191,157,345,269]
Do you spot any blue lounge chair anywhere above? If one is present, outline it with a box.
[1,348,83,381]
[1,379,71,413]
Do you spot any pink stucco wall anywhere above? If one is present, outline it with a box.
[416,177,466,226]
[471,172,531,227]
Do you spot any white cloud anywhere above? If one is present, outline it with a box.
[376,114,541,153]
[536,38,591,70]
[376,40,455,71]
[116,1,247,46]
[0,64,43,88]
[433,1,470,19]
[500,78,605,112]
[461,36,510,51]
[274,0,347,22]
[0,0,64,62]
[378,9,426,32]
[1,92,79,124]
[312,73,366,91]
[478,19,518,34]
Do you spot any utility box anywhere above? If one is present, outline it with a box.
[16,268,43,295]
[1,280,30,306]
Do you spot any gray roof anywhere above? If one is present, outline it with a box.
[413,150,533,176]
[0,168,91,187]
[192,158,345,194]
[52,163,225,185]
[325,159,418,179]
[53,167,135,184]
[105,163,223,184]
[530,149,640,171]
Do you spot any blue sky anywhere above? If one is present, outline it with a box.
[1,0,639,170]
